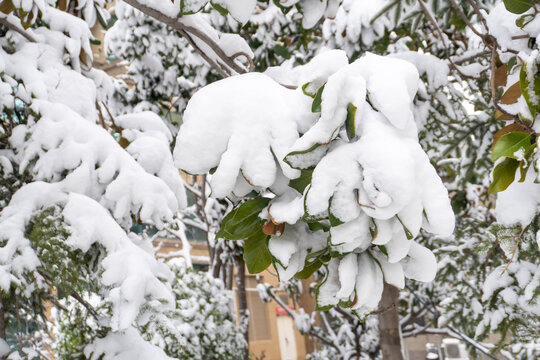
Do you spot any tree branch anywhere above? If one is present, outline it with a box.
[122,0,252,77]
[0,15,37,42]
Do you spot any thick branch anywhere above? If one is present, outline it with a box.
[122,0,252,77]
[0,15,37,42]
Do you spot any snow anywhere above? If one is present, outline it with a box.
[17,101,180,229]
[85,327,174,360]
[329,215,372,255]
[215,0,257,24]
[176,50,455,315]
[399,241,437,282]
[372,250,404,289]
[0,183,175,329]
[485,3,528,54]
[268,223,326,282]
[335,253,357,300]
[0,339,9,357]
[496,168,540,227]
[116,112,187,210]
[352,253,384,314]
[267,190,304,224]
[174,72,316,198]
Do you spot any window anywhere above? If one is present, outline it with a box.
[193,263,209,272]
[445,343,460,358]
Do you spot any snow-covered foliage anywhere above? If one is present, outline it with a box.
[2,0,540,358]
[174,49,455,316]
[0,0,187,358]
[54,260,246,360]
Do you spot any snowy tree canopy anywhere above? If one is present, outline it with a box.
[1,0,540,359]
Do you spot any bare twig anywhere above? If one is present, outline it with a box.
[37,269,100,321]
[465,0,489,32]
[418,0,479,80]
[448,0,485,39]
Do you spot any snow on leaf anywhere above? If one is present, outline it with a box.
[174,72,316,198]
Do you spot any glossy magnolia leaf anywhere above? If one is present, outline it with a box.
[489,158,520,193]
[211,2,229,16]
[491,131,531,162]
[494,65,508,88]
[288,168,313,194]
[500,82,522,105]
[495,110,514,121]
[244,231,272,274]
[519,161,530,182]
[296,258,324,279]
[328,197,345,227]
[345,103,357,140]
[311,84,325,113]
[216,197,271,240]
[503,0,534,14]
[520,63,540,117]
[492,123,530,148]
[396,216,414,240]
[516,13,536,28]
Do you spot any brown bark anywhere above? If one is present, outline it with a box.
[235,255,250,360]
[378,283,403,360]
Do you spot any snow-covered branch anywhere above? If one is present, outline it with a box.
[122,0,253,77]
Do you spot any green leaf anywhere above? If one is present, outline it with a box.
[506,57,517,72]
[516,13,535,28]
[216,197,271,240]
[491,131,531,162]
[345,103,357,140]
[306,220,330,232]
[274,44,291,59]
[288,168,313,194]
[519,161,530,182]
[328,197,344,227]
[211,2,229,16]
[396,216,414,240]
[302,186,328,223]
[284,143,323,169]
[95,6,110,30]
[503,0,534,14]
[296,259,323,279]
[378,245,388,256]
[520,62,540,118]
[302,82,315,98]
[338,294,355,308]
[489,158,520,193]
[244,231,271,274]
[311,84,325,113]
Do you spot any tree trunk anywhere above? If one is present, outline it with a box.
[235,255,250,360]
[378,282,403,360]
